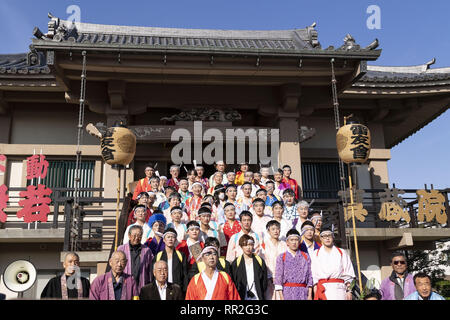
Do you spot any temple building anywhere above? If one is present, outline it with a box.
[0,14,449,298]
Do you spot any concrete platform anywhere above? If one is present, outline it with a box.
[0,228,64,242]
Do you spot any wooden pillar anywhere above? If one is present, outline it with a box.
[278,114,302,189]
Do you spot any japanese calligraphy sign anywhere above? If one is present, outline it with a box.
[339,188,368,222]
[336,122,371,164]
[417,190,448,224]
[0,153,53,224]
[378,188,411,223]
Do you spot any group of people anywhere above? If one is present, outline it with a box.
[39,161,446,301]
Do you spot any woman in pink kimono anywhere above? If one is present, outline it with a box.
[89,251,139,300]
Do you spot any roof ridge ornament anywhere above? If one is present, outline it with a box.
[339,34,360,50]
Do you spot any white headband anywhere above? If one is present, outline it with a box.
[192,182,203,188]
[187,225,200,231]
[286,234,301,241]
[199,246,218,259]
[163,231,177,239]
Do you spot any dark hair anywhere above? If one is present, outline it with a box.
[286,228,301,238]
[198,206,212,215]
[252,197,265,206]
[413,272,431,285]
[186,220,200,229]
[282,189,295,197]
[272,201,284,208]
[390,251,407,263]
[239,234,254,247]
[363,289,381,300]
[138,192,149,199]
[266,220,281,230]
[165,186,177,193]
[301,220,315,229]
[187,169,197,177]
[265,180,275,186]
[282,165,292,170]
[255,189,267,195]
[205,237,220,248]
[164,227,178,237]
[239,210,253,221]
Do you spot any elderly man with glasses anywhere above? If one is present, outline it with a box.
[380,251,416,300]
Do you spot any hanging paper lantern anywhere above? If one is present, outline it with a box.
[100,123,136,166]
[336,121,371,164]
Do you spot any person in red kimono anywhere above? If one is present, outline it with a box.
[177,220,205,269]
[282,165,299,199]
[220,203,242,244]
[132,165,155,200]
[167,165,181,191]
[185,246,241,300]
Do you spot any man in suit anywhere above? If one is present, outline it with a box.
[139,260,184,300]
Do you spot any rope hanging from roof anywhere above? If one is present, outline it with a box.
[71,51,87,251]
[330,58,352,251]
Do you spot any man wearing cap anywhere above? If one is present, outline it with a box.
[145,213,167,256]
[185,245,241,300]
[118,225,154,292]
[177,221,205,269]
[231,234,268,300]
[89,250,138,300]
[167,165,181,191]
[166,206,188,243]
[132,165,155,200]
[299,221,321,257]
[274,229,313,300]
[153,228,189,292]
[234,162,248,186]
[226,211,261,263]
[41,252,90,299]
[311,223,355,300]
[198,207,227,255]
[123,205,152,244]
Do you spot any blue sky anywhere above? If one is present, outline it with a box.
[1,0,449,189]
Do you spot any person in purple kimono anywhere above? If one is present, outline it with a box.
[145,213,166,256]
[89,250,139,300]
[117,225,154,292]
[274,229,313,300]
[380,251,415,300]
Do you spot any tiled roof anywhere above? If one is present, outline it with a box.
[354,64,450,87]
[30,16,381,58]
[0,52,51,75]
